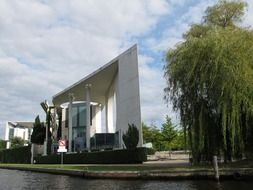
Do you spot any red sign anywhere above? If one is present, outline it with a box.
[58,139,67,153]
[59,139,66,147]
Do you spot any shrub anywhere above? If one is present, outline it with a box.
[123,124,139,149]
[0,139,7,150]
[0,145,31,163]
[10,137,25,148]
[31,115,46,145]
[35,148,147,164]
[145,148,156,155]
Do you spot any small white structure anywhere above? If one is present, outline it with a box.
[143,142,153,149]
[48,45,143,152]
[5,121,33,149]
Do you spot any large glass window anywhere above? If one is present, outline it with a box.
[72,106,78,127]
[65,103,93,151]
[79,105,86,127]
[72,103,86,152]
[65,109,69,128]
[9,128,14,140]
[72,104,86,128]
[28,129,32,142]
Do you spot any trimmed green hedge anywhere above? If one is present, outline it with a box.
[35,148,147,164]
[0,145,31,164]
[145,148,156,155]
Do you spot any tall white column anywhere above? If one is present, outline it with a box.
[105,95,108,133]
[85,84,91,150]
[43,104,49,156]
[138,124,143,147]
[53,107,58,154]
[68,93,74,152]
[119,129,122,148]
[31,143,34,164]
[43,124,48,155]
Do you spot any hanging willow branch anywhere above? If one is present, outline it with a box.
[164,0,253,163]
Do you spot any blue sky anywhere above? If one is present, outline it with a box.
[0,0,253,138]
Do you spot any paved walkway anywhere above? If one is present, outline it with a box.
[144,159,190,167]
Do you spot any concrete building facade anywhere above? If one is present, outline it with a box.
[49,45,142,152]
[5,121,33,149]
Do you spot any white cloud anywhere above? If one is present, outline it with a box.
[0,0,172,138]
[145,0,218,53]
[151,0,253,54]
[138,54,178,126]
[1,0,252,139]
[243,0,253,28]
[141,0,253,125]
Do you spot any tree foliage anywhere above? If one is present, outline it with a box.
[164,0,253,163]
[0,139,7,150]
[142,122,163,150]
[161,116,177,143]
[10,137,25,148]
[142,116,186,151]
[204,0,246,27]
[123,124,139,149]
[31,115,46,145]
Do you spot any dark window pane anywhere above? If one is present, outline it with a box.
[65,108,69,128]
[79,105,86,127]
[9,128,14,139]
[72,107,78,127]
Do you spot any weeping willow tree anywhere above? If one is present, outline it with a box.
[164,0,253,163]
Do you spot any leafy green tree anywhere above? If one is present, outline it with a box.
[245,116,253,158]
[169,130,187,150]
[123,124,139,149]
[142,122,163,150]
[161,116,177,144]
[0,139,7,150]
[31,115,46,145]
[10,137,24,148]
[46,111,52,155]
[160,116,187,151]
[142,117,186,151]
[164,0,253,163]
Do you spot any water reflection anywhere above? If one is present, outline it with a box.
[0,169,252,190]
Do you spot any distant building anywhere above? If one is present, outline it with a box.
[43,45,143,153]
[5,121,33,149]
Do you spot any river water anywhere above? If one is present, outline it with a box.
[0,169,252,190]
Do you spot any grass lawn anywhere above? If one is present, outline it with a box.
[0,163,213,172]
[0,159,252,172]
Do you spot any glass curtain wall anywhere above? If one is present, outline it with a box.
[72,103,86,152]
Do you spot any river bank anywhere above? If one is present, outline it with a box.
[0,163,252,181]
[1,169,253,190]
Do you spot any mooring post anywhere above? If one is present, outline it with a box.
[61,152,63,168]
[31,143,34,164]
[213,155,219,181]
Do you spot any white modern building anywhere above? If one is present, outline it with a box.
[47,45,143,152]
[5,121,33,149]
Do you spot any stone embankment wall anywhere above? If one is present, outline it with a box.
[148,151,190,161]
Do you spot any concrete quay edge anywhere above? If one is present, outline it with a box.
[0,166,252,181]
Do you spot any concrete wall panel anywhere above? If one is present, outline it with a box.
[116,45,142,147]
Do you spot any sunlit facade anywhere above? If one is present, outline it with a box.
[47,45,142,153]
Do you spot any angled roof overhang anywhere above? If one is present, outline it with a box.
[8,122,33,129]
[52,60,118,107]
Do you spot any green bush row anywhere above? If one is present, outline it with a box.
[35,148,147,164]
[0,145,31,163]
[145,148,156,155]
